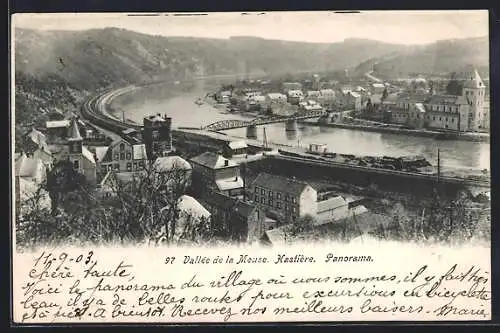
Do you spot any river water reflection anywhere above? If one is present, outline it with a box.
[114,80,490,171]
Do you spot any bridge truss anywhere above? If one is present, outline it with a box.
[204,110,327,132]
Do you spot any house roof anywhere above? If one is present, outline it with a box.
[267,93,286,99]
[190,152,238,169]
[426,94,460,105]
[216,176,244,191]
[176,195,211,219]
[202,191,237,210]
[228,140,248,150]
[68,118,82,141]
[252,173,310,196]
[132,144,147,160]
[82,147,96,165]
[145,114,167,122]
[462,68,485,89]
[15,154,43,178]
[372,83,385,88]
[287,90,303,96]
[26,128,47,147]
[122,128,137,135]
[94,146,109,162]
[46,120,70,128]
[414,103,426,113]
[154,156,192,172]
[233,201,257,219]
[320,89,335,94]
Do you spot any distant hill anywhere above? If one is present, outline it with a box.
[352,37,489,79]
[14,27,409,90]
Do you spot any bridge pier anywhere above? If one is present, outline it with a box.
[285,119,298,132]
[246,124,258,139]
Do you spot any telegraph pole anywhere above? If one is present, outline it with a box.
[437,148,441,185]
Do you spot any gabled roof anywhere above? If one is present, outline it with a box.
[46,120,70,128]
[252,173,310,197]
[82,147,96,165]
[15,154,43,178]
[426,94,460,105]
[176,195,211,219]
[68,118,82,141]
[154,156,192,172]
[94,146,109,162]
[216,177,244,191]
[190,152,238,169]
[26,128,47,147]
[233,201,257,219]
[228,140,248,150]
[462,67,485,89]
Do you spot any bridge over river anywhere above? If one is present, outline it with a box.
[203,110,327,132]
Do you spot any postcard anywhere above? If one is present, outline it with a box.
[11,10,491,324]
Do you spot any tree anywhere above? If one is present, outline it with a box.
[381,87,388,102]
[445,72,463,96]
[45,159,90,215]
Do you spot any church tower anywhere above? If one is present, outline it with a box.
[461,66,486,131]
[67,117,83,171]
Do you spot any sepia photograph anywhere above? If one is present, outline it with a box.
[10,10,493,324]
[12,10,490,249]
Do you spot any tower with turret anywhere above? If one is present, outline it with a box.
[68,117,83,171]
[460,66,486,131]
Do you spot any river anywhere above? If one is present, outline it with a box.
[111,80,490,171]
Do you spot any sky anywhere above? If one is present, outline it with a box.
[12,10,488,45]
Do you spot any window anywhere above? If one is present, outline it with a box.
[126,153,132,160]
[114,153,119,160]
[433,116,436,121]
[120,153,125,160]
[120,143,125,151]
[127,163,132,171]
[254,194,259,202]
[261,198,266,205]
[134,162,138,170]
[139,161,144,168]
[268,190,272,197]
[114,164,120,171]
[439,117,442,121]
[445,117,448,122]
[269,199,273,207]
[152,130,160,139]
[254,186,259,193]
[261,188,265,195]
[285,194,290,202]
[277,202,282,209]
[285,204,289,211]
[292,207,297,213]
[277,193,282,200]
[452,118,455,123]
[292,197,297,204]
[73,160,79,170]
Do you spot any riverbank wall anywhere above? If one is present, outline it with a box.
[299,119,490,143]
[244,155,472,198]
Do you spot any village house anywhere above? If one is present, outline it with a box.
[200,192,265,243]
[306,90,321,102]
[319,89,336,106]
[53,118,97,185]
[251,173,317,221]
[153,155,193,189]
[45,118,87,143]
[189,152,244,197]
[265,92,287,104]
[92,138,147,176]
[282,82,303,94]
[371,83,386,94]
[286,90,304,105]
[224,140,248,157]
[338,89,362,111]
[22,128,53,167]
[216,90,232,104]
